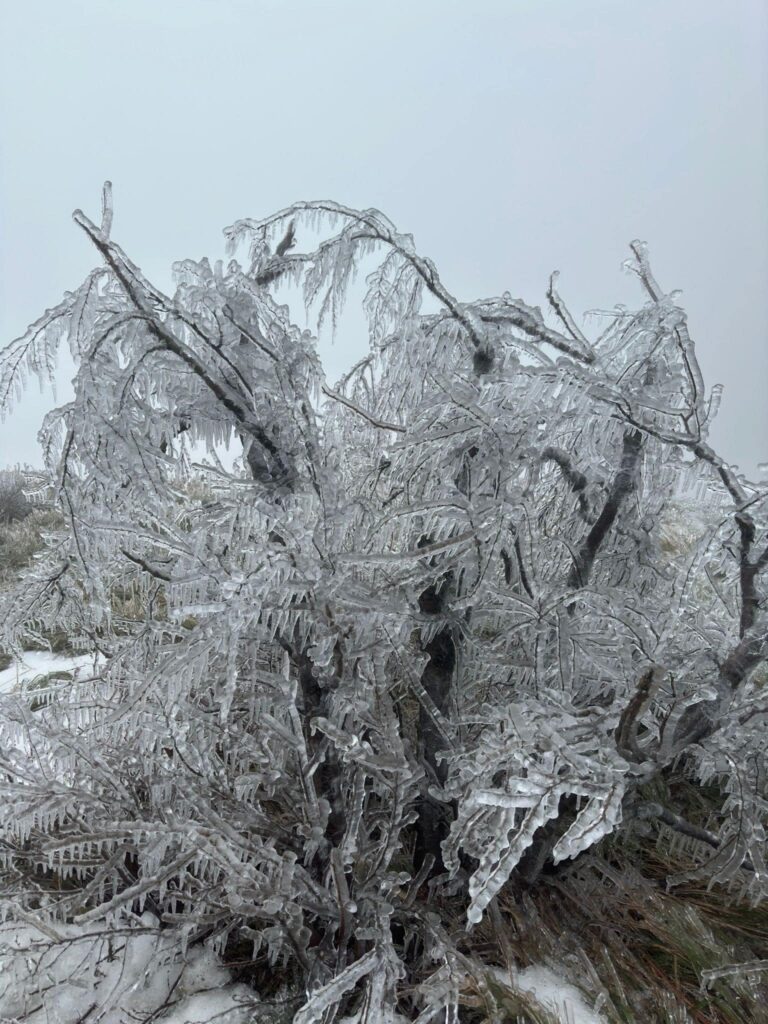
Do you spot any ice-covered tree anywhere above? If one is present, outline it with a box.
[0,184,766,1021]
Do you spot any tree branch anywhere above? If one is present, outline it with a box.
[321,385,406,433]
[478,303,594,364]
[615,667,659,762]
[226,200,490,357]
[635,801,755,873]
[735,512,760,636]
[546,270,595,361]
[567,429,643,588]
[541,446,592,520]
[73,207,296,488]
[120,549,172,582]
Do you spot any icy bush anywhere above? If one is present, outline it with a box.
[0,186,765,1019]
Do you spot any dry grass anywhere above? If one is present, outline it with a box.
[492,833,768,1022]
[0,507,61,583]
[0,507,73,657]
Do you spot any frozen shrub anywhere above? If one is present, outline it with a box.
[0,185,765,1020]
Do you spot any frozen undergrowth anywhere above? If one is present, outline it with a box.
[0,915,606,1024]
[0,914,255,1024]
[0,650,607,1023]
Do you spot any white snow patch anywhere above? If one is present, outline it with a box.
[0,915,254,1024]
[0,914,608,1023]
[491,963,607,1024]
[0,651,99,694]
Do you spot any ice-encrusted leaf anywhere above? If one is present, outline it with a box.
[466,788,562,925]
[551,780,626,864]
[293,950,378,1024]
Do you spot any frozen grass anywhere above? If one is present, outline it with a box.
[504,836,768,1023]
[0,507,61,584]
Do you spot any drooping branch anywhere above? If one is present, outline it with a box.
[226,200,490,357]
[73,207,296,489]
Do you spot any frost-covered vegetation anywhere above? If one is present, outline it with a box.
[0,185,766,1022]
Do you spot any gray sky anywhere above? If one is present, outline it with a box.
[1,0,766,478]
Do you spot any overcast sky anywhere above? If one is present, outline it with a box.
[1,0,766,478]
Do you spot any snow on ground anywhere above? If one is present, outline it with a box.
[0,651,100,694]
[0,915,255,1024]
[0,925,610,1024]
[491,964,607,1024]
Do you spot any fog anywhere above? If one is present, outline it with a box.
[1,0,766,477]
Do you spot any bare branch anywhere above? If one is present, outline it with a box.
[546,270,595,359]
[100,180,113,239]
[615,667,660,762]
[567,429,643,588]
[635,801,755,873]
[321,384,406,433]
